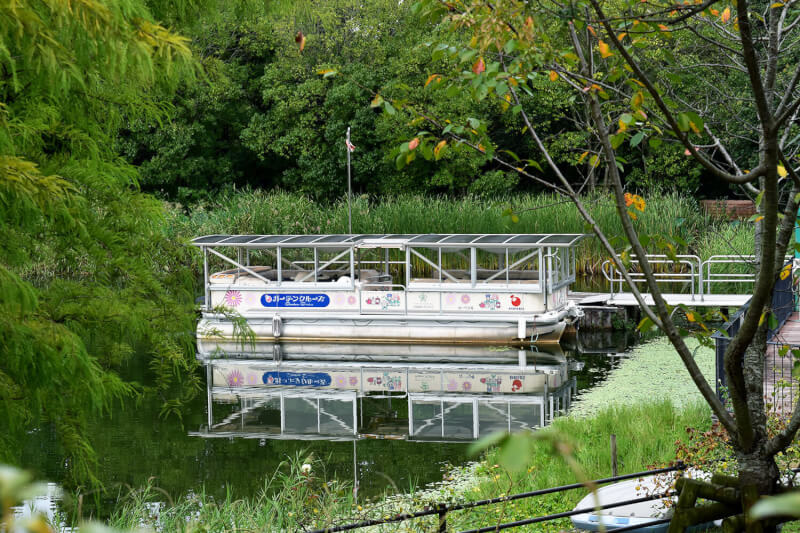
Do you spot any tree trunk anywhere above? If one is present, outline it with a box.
[738,447,780,533]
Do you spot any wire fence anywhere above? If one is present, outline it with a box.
[713,261,799,413]
[307,464,686,533]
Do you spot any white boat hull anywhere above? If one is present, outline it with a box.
[196,308,579,355]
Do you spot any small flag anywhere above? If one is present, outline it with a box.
[345,138,356,152]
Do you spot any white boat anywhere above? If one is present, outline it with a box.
[571,470,712,532]
[192,233,585,355]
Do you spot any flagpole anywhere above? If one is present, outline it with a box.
[346,127,352,234]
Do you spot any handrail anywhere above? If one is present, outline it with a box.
[306,463,687,533]
[601,254,790,301]
[601,254,701,301]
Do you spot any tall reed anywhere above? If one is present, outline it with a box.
[171,190,755,275]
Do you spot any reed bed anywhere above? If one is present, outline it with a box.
[172,190,755,276]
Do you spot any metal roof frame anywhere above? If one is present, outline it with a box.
[192,233,588,249]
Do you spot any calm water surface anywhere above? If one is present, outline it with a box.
[20,331,636,512]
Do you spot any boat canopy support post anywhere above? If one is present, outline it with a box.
[207,247,272,285]
[277,248,282,286]
[203,246,210,310]
[470,247,477,287]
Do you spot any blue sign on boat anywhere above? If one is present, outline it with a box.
[262,371,332,387]
[260,293,330,307]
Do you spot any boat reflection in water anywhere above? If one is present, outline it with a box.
[192,344,576,442]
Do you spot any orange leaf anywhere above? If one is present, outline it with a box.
[658,24,670,31]
[618,32,627,40]
[472,57,486,75]
[434,139,447,159]
[478,143,486,152]
[408,138,420,151]
[425,74,442,87]
[587,25,597,36]
[720,6,731,23]
[598,40,613,58]
[295,31,306,52]
[549,70,559,81]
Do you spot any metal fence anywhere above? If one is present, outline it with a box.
[307,464,686,533]
[712,261,797,412]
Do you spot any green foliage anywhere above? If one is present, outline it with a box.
[1,0,201,485]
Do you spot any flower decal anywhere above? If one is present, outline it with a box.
[461,294,471,304]
[224,290,243,307]
[227,370,244,387]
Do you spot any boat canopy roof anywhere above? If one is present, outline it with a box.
[191,233,588,249]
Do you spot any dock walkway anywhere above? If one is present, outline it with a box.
[766,313,800,414]
[571,292,751,308]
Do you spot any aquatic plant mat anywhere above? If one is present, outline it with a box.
[569,337,715,418]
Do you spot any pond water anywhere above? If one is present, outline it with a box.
[18,331,635,515]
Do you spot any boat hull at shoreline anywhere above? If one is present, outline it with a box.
[196,305,579,355]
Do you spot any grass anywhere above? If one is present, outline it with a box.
[170,189,756,276]
[409,400,712,532]
[92,402,710,532]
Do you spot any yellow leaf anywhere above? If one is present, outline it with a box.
[618,119,628,132]
[778,165,788,178]
[721,6,731,23]
[689,121,700,134]
[618,32,627,40]
[780,265,792,280]
[627,210,638,220]
[759,311,768,326]
[771,2,784,7]
[753,215,764,223]
[549,70,559,82]
[426,74,442,87]
[631,90,644,109]
[370,94,384,108]
[578,151,589,163]
[434,139,447,159]
[687,312,696,322]
[598,40,613,58]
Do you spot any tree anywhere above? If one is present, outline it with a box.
[0,0,202,484]
[383,0,800,526]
